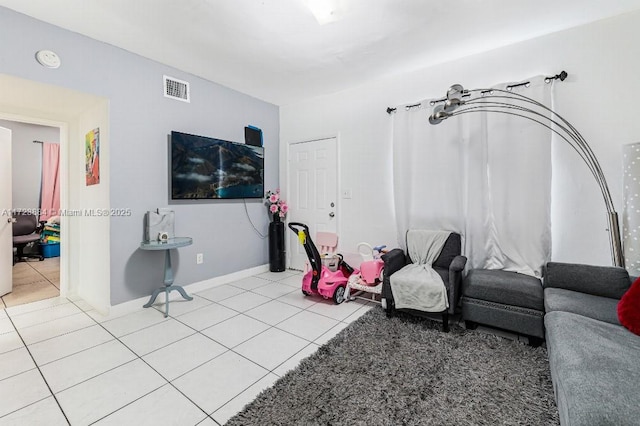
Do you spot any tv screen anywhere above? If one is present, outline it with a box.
[170,131,264,199]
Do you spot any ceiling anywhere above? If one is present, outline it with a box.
[1,0,639,106]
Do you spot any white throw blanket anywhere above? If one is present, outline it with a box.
[390,230,451,312]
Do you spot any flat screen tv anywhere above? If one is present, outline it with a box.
[170,131,264,199]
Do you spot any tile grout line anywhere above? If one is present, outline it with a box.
[1,310,71,425]
[11,310,85,331]
[29,261,59,289]
[158,293,340,420]
[1,272,361,425]
[16,316,97,347]
[4,302,178,424]
[204,308,359,420]
[4,260,61,309]
[186,280,372,351]
[9,298,71,316]
[68,299,216,425]
[237,275,373,322]
[26,330,115,367]
[4,297,70,319]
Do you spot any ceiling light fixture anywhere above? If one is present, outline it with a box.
[307,0,343,25]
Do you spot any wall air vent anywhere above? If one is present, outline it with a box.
[163,75,190,102]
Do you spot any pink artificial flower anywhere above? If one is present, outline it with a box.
[280,203,289,213]
[269,193,279,203]
[269,204,278,213]
[279,212,285,218]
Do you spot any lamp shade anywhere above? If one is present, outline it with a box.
[447,84,464,101]
[428,104,446,124]
[623,142,640,274]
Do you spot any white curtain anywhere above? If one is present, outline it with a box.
[392,102,465,247]
[392,76,553,277]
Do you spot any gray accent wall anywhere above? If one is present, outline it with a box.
[0,119,59,212]
[0,7,279,305]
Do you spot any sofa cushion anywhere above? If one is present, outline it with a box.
[618,277,640,335]
[543,262,630,299]
[463,269,543,311]
[544,287,620,325]
[432,233,461,270]
[545,311,640,426]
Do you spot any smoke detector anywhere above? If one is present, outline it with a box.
[35,50,61,69]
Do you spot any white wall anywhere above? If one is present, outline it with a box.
[73,101,110,311]
[281,10,640,267]
[0,74,111,310]
[0,7,279,306]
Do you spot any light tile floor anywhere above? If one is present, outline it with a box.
[0,269,374,425]
[3,257,60,308]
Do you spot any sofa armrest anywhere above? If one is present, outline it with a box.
[382,248,406,276]
[449,255,466,273]
[543,262,631,300]
[381,248,406,303]
[447,255,467,313]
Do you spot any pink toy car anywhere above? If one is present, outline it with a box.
[289,222,355,304]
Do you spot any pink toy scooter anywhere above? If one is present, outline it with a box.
[288,222,355,304]
[357,243,386,284]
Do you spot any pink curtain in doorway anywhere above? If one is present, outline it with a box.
[40,143,60,222]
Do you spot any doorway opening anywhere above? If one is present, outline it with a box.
[1,119,61,308]
[0,73,111,314]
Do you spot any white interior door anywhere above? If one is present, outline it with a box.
[0,126,12,296]
[288,137,338,270]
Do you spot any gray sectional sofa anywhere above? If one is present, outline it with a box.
[543,262,640,425]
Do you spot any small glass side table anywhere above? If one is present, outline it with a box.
[140,237,193,317]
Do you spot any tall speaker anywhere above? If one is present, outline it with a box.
[268,220,286,272]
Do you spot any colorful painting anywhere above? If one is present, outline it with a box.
[85,127,100,186]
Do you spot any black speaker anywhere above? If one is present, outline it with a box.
[268,220,286,272]
[245,126,262,147]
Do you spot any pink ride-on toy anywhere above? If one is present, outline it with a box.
[345,243,387,302]
[288,222,355,304]
[357,243,386,284]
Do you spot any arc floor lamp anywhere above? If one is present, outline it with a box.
[428,73,624,268]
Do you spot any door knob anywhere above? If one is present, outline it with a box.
[329,212,335,218]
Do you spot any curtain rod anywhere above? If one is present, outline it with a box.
[386,71,568,114]
[33,140,44,144]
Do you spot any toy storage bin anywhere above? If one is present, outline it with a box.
[40,242,60,258]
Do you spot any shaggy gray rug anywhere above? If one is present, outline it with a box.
[227,307,559,425]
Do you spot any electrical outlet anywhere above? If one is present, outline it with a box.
[342,189,352,199]
[196,253,204,264]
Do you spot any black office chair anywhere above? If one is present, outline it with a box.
[13,212,44,265]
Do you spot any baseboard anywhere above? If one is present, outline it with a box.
[107,263,270,318]
[182,263,270,294]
